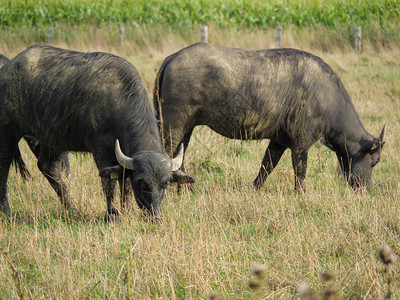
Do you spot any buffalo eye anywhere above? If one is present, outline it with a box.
[161,180,170,189]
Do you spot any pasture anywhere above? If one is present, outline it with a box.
[0,27,399,299]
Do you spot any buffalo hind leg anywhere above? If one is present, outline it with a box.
[291,148,308,193]
[37,149,75,210]
[253,140,287,189]
[0,140,18,217]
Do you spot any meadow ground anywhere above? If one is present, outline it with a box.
[0,26,399,299]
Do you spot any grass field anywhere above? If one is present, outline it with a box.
[0,26,399,298]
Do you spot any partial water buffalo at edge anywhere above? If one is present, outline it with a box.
[0,44,193,221]
[154,43,385,191]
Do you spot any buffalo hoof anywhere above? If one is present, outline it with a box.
[104,208,120,222]
[0,203,11,218]
[253,180,265,190]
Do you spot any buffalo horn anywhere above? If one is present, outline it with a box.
[379,124,386,142]
[115,139,134,169]
[171,144,184,171]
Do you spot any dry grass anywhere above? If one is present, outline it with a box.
[0,26,399,299]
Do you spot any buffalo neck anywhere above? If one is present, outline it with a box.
[121,103,163,156]
[323,90,373,169]
[324,81,373,152]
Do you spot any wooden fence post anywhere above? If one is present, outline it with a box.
[355,26,361,53]
[48,27,54,45]
[201,25,208,43]
[119,27,126,45]
[276,26,282,47]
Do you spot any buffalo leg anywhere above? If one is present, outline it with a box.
[170,128,194,192]
[101,177,119,220]
[174,128,194,174]
[0,140,17,217]
[291,148,308,192]
[93,155,119,220]
[118,177,133,213]
[253,140,287,189]
[37,149,75,210]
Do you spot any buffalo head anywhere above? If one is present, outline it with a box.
[100,140,194,221]
[347,125,385,190]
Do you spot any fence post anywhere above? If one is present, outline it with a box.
[275,26,282,47]
[200,25,208,43]
[355,26,361,53]
[48,27,54,45]
[119,27,126,45]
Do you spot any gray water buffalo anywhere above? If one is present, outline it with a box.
[0,44,193,220]
[154,43,385,191]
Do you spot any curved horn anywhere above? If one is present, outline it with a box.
[171,144,184,171]
[378,124,386,142]
[115,139,134,169]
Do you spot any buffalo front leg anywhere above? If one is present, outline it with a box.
[119,177,133,213]
[37,150,75,210]
[93,155,119,221]
[253,140,287,189]
[291,148,308,193]
[164,126,194,192]
[101,177,119,221]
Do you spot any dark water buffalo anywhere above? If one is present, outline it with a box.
[0,44,193,220]
[154,43,385,191]
[0,53,71,178]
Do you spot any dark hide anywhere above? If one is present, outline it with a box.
[0,54,9,68]
[0,44,193,220]
[154,43,385,191]
[0,54,70,180]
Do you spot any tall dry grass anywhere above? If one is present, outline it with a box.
[0,27,399,298]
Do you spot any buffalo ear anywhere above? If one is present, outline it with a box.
[99,165,131,180]
[171,169,195,185]
[360,139,385,154]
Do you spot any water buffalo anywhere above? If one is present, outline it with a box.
[0,44,193,220]
[154,43,385,191]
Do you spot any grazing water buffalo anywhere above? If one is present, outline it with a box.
[0,44,193,220]
[154,43,385,191]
